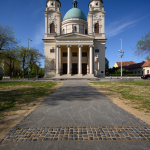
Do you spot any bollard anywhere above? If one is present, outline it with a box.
[110,76,112,81]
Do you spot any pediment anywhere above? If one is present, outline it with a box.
[55,33,94,40]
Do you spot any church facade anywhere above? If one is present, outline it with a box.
[42,0,107,77]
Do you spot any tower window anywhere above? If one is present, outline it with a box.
[96,2,98,6]
[51,2,53,6]
[50,49,54,53]
[73,26,77,32]
[50,23,55,33]
[95,23,99,33]
[85,29,88,34]
[95,49,99,53]
[63,29,65,34]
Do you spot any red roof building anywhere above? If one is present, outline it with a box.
[141,60,150,67]
[141,60,150,75]
[114,61,135,68]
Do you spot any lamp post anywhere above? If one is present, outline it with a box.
[118,39,124,79]
[28,38,32,80]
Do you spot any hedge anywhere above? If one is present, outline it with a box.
[0,75,3,80]
[107,74,141,76]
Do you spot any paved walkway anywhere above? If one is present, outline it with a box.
[0,80,150,150]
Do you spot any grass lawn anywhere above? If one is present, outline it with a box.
[0,82,57,112]
[91,81,150,113]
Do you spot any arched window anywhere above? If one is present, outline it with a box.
[50,23,55,33]
[50,60,54,70]
[73,26,77,32]
[85,29,88,34]
[95,23,99,33]
[63,29,65,34]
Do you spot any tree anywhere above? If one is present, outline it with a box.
[134,30,150,57]
[105,57,109,74]
[0,25,19,51]
[105,57,109,69]
[115,68,130,74]
[18,46,28,78]
[28,48,44,72]
[1,46,20,78]
[18,47,44,78]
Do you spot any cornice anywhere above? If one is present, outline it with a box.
[46,0,61,7]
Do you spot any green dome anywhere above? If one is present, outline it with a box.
[63,8,87,21]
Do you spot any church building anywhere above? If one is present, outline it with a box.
[42,0,107,77]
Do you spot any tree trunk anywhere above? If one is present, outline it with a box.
[23,54,25,78]
[9,59,12,79]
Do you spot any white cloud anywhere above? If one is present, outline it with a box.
[106,14,150,38]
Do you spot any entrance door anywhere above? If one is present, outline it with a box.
[82,63,87,74]
[63,63,67,74]
[72,63,78,74]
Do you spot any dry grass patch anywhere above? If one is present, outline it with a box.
[89,81,150,125]
[0,81,63,138]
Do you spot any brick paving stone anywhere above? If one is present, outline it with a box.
[1,126,150,143]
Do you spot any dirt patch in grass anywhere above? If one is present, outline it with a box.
[0,82,63,139]
[89,82,150,125]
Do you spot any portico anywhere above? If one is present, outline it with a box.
[55,43,94,77]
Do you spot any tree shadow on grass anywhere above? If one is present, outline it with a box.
[0,87,56,111]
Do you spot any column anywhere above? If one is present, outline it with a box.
[67,45,71,75]
[89,45,94,75]
[45,14,48,35]
[57,14,60,35]
[102,14,105,37]
[90,14,93,35]
[78,45,83,76]
[56,45,60,75]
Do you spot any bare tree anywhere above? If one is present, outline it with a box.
[134,31,150,57]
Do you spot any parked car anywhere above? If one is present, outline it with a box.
[141,74,150,79]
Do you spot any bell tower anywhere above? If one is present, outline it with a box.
[87,0,105,38]
[44,0,62,38]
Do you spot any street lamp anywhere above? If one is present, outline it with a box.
[28,38,32,80]
[118,39,124,79]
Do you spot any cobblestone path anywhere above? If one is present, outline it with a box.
[1,126,150,144]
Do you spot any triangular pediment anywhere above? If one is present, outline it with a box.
[55,33,94,40]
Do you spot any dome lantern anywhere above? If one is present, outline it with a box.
[73,0,78,8]
[63,0,86,21]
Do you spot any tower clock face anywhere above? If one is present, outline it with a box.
[50,16,54,19]
[95,15,99,19]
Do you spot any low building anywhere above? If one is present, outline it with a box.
[142,60,150,75]
[122,61,145,75]
[114,61,135,68]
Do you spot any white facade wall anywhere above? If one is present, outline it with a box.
[128,68,143,75]
[143,67,150,75]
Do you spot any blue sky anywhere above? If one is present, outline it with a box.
[0,0,150,68]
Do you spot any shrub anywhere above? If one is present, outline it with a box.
[0,75,3,80]
[107,74,141,76]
